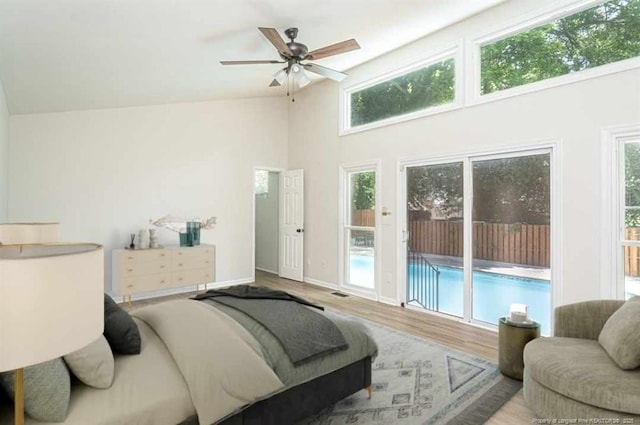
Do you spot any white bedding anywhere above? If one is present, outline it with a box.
[11,318,196,425]
[133,300,284,425]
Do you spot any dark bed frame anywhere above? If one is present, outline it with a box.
[211,356,372,425]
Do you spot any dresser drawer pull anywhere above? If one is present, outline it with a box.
[160,253,166,257]
[127,268,133,272]
[127,256,134,260]
[127,284,134,288]
[177,263,183,267]
[178,278,183,281]
[160,280,166,284]
[178,252,183,256]
[160,265,165,269]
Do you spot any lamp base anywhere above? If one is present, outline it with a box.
[15,368,24,425]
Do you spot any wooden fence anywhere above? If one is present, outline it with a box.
[407,220,550,268]
[625,228,640,277]
[352,210,550,268]
[353,210,640,275]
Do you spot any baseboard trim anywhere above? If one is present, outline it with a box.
[303,277,339,291]
[256,266,278,274]
[110,277,253,304]
[379,296,398,306]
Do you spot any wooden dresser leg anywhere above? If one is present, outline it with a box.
[366,385,372,399]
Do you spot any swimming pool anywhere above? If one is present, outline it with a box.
[350,255,551,335]
[412,264,551,335]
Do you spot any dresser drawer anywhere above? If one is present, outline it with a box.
[119,259,169,277]
[171,246,215,259]
[171,267,214,287]
[119,249,169,264]
[120,272,171,295]
[171,256,214,270]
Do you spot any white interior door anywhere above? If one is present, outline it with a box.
[280,169,304,281]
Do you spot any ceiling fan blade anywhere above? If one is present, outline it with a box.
[220,60,284,65]
[269,79,281,87]
[306,39,360,61]
[258,27,293,57]
[303,63,348,82]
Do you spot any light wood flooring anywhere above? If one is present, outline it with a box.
[128,270,534,425]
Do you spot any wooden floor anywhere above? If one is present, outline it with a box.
[129,270,535,424]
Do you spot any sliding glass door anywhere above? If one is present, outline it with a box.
[471,153,551,334]
[403,149,553,334]
[406,162,464,316]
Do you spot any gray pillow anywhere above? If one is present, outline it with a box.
[104,294,141,354]
[598,296,640,369]
[64,335,114,389]
[0,358,70,422]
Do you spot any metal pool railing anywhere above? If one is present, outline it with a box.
[407,251,441,311]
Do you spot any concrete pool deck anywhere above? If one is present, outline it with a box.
[419,253,551,281]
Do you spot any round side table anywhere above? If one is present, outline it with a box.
[498,317,540,380]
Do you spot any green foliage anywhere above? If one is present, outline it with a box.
[481,0,640,94]
[625,142,640,226]
[351,171,375,210]
[407,155,551,225]
[351,58,455,127]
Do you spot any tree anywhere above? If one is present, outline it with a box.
[351,171,375,210]
[481,0,640,94]
[625,143,640,226]
[407,155,551,225]
[351,58,455,127]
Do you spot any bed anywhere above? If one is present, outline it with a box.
[0,287,378,425]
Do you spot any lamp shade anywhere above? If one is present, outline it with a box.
[0,223,59,245]
[0,243,104,372]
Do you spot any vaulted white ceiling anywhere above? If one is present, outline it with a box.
[0,0,504,114]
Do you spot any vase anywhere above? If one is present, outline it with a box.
[186,222,201,246]
[179,232,193,247]
[138,229,149,249]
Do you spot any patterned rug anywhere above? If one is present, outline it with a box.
[299,311,521,425]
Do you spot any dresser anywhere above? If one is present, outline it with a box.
[112,244,215,301]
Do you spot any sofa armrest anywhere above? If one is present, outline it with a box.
[554,300,625,339]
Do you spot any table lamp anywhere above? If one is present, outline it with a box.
[0,243,104,425]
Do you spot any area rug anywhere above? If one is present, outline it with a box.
[299,311,521,425]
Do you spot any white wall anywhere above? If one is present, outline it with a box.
[0,79,8,221]
[288,0,640,306]
[255,171,279,273]
[9,97,288,292]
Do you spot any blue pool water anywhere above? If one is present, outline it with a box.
[351,255,551,335]
[416,265,551,336]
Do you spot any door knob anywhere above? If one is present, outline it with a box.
[296,228,304,233]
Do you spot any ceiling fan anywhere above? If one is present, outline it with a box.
[220,27,360,99]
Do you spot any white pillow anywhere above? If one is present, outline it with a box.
[63,335,114,389]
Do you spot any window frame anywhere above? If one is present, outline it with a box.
[601,123,640,299]
[469,0,640,105]
[339,46,462,136]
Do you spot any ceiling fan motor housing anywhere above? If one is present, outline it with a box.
[283,27,308,59]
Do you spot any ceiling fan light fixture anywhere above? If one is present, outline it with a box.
[292,66,311,88]
[273,68,288,85]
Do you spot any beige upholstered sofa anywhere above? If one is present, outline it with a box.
[523,300,640,420]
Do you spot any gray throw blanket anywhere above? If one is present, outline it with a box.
[193,285,348,365]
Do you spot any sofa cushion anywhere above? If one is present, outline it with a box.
[598,296,640,369]
[524,337,640,414]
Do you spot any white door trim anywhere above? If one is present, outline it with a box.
[338,160,382,300]
[251,166,285,282]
